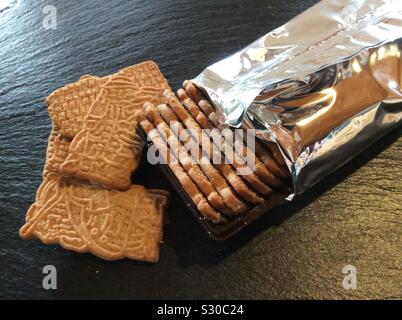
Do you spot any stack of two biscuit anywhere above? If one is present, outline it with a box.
[20,61,170,262]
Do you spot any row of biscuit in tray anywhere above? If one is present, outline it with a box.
[137,81,289,224]
[47,62,170,190]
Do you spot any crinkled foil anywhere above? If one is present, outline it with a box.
[193,0,402,196]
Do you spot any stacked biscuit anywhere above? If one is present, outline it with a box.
[20,61,170,262]
[137,81,289,224]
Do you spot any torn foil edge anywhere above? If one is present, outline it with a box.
[192,0,402,196]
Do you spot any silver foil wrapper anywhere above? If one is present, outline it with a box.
[193,0,402,196]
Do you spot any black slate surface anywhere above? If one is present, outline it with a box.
[0,0,401,299]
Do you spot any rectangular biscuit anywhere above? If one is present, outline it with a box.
[20,175,169,262]
[43,125,72,178]
[60,74,167,190]
[46,76,109,139]
[46,62,169,140]
[118,61,170,89]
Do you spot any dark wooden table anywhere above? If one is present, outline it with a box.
[0,0,401,299]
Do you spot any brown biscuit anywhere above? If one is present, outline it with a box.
[118,61,170,89]
[260,140,288,168]
[60,75,165,190]
[143,103,233,216]
[47,62,169,140]
[46,76,109,139]
[20,175,169,262]
[197,97,288,178]
[184,81,289,178]
[31,126,71,222]
[183,80,205,103]
[138,118,225,224]
[162,90,263,207]
[254,141,289,178]
[177,89,274,196]
[43,126,72,178]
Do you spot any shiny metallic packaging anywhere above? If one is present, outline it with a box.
[194,0,402,197]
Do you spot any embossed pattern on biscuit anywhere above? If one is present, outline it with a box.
[43,126,72,178]
[46,62,169,141]
[46,76,109,139]
[118,61,170,89]
[60,75,164,190]
[19,175,168,262]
